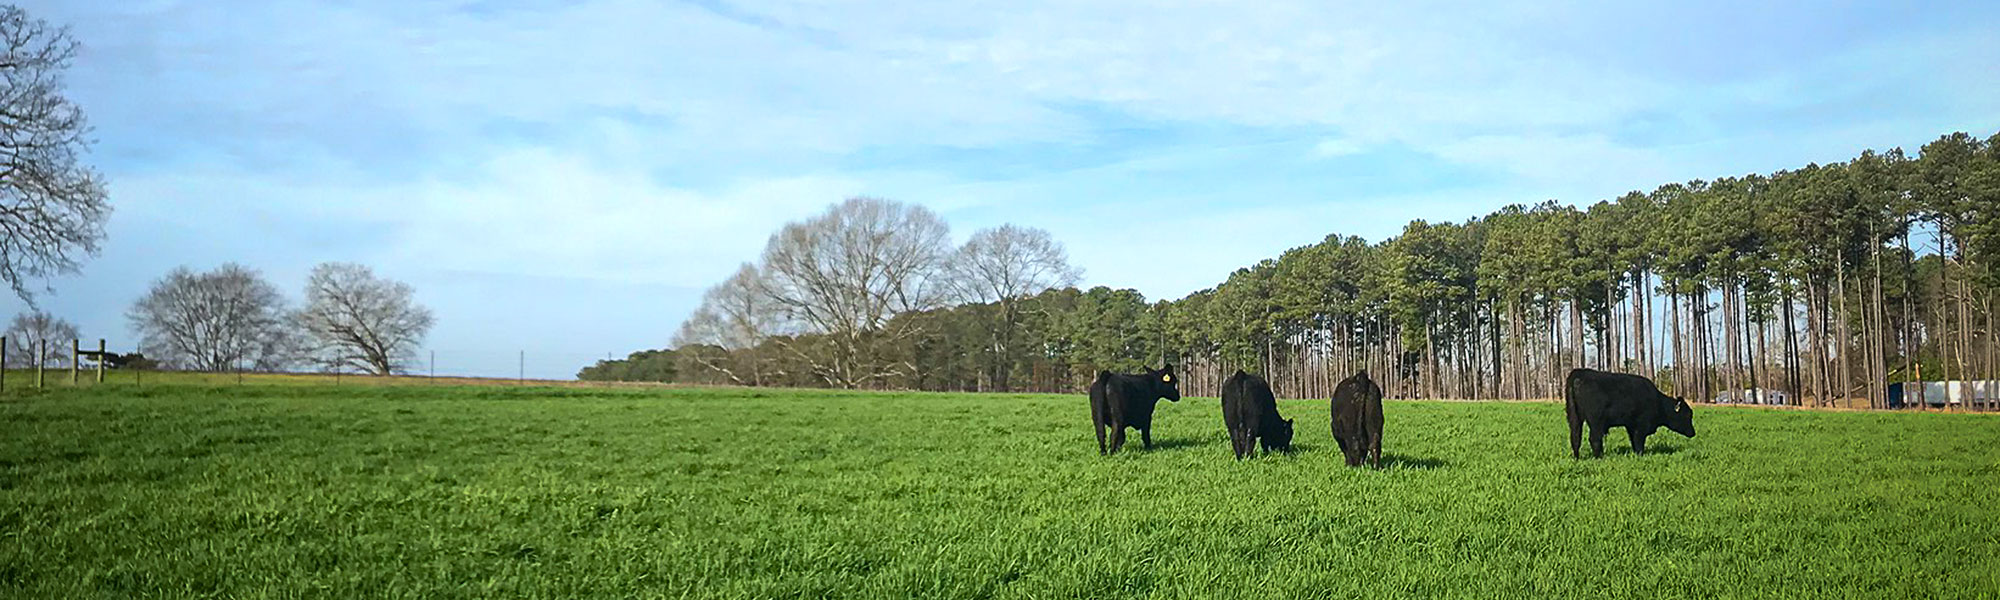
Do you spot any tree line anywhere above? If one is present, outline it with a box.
[640,131,1997,407]
[9,262,436,375]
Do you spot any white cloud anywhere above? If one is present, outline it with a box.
[1312,138,1366,158]
[112,146,860,287]
[44,0,1999,183]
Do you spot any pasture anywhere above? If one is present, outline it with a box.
[3,384,1997,598]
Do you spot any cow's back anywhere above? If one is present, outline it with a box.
[1331,376,1377,434]
[1361,385,1383,433]
[1221,372,1252,432]
[1566,368,1661,426]
[1107,375,1159,427]
[1223,372,1277,430]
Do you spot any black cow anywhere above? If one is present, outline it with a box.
[1089,365,1182,455]
[1220,370,1293,459]
[1564,368,1696,458]
[1329,370,1384,468]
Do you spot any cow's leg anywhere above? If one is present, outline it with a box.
[1092,397,1112,456]
[1141,427,1154,450]
[1230,429,1248,459]
[1095,419,1108,456]
[1568,409,1584,459]
[1368,432,1382,468]
[1109,422,1127,455]
[1628,430,1648,456]
[1588,425,1608,458]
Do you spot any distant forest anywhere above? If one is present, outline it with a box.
[584,131,1998,407]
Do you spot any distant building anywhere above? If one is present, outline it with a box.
[1887,381,2000,408]
[1712,388,1789,405]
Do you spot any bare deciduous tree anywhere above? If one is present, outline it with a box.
[297,262,434,375]
[951,224,1082,303]
[759,197,954,387]
[3,309,75,366]
[0,6,108,302]
[949,224,1081,389]
[127,264,298,372]
[673,263,785,385]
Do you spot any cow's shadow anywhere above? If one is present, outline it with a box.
[1622,444,1685,456]
[1137,437,1204,452]
[1377,453,1447,470]
[1583,442,1686,458]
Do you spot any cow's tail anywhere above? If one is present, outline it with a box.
[1562,369,1579,416]
[1088,371,1111,419]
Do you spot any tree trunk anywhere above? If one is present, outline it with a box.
[1569,299,1584,372]
[1725,281,1741,401]
[1640,270,1655,378]
[1754,308,1768,402]
[1792,284,1808,406]
[1805,275,1824,406]
[1959,276,1977,408]
[1864,244,1880,408]
[1696,284,1712,402]
[1836,252,1854,407]
[1669,290,1683,396]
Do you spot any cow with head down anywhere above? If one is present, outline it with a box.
[1220,370,1293,459]
[1564,368,1696,458]
[1330,370,1384,468]
[1089,365,1182,455]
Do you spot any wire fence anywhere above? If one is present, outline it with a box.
[0,338,649,391]
[2,338,1988,413]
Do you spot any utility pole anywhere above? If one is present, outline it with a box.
[518,350,525,385]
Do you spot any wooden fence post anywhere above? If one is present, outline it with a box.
[70,339,79,386]
[36,339,44,389]
[96,339,105,384]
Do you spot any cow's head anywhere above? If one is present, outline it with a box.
[1329,405,1365,466]
[1663,396,1696,437]
[1267,418,1295,452]
[1152,365,1181,402]
[1335,426,1367,466]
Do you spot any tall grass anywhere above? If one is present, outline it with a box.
[2,385,1995,598]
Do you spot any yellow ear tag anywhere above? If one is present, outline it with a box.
[1162,374,1172,383]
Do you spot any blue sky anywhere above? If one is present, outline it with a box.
[7,0,1999,379]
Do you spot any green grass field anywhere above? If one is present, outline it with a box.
[3,384,1997,598]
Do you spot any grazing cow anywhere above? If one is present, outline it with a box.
[1220,370,1294,459]
[1564,368,1696,458]
[1329,371,1384,467]
[1089,365,1183,455]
